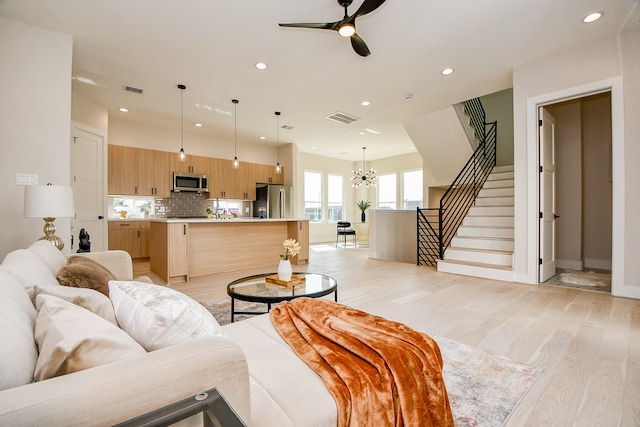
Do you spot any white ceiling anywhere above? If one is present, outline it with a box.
[1,0,638,161]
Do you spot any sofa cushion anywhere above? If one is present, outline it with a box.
[223,315,338,426]
[56,255,116,297]
[109,280,226,351]
[33,285,118,325]
[0,269,38,391]
[1,248,60,298]
[34,294,146,381]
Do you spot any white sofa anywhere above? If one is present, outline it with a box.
[0,241,337,426]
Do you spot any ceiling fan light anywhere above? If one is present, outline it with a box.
[338,23,355,37]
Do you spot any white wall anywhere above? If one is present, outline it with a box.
[297,151,424,243]
[0,17,73,259]
[512,27,640,298]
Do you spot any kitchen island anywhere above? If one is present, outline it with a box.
[149,218,309,284]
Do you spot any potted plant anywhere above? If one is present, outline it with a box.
[357,199,371,223]
[206,207,213,219]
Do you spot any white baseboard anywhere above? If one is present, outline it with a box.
[584,258,612,270]
[556,259,584,270]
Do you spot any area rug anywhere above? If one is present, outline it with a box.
[545,268,611,293]
[200,298,543,427]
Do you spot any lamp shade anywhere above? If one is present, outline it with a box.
[24,185,75,218]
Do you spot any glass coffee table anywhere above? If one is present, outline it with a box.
[227,272,338,322]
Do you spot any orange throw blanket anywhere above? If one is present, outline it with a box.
[270,298,453,427]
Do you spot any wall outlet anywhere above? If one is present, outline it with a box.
[16,173,38,186]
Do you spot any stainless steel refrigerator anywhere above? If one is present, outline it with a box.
[253,184,293,218]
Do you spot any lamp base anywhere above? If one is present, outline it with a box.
[39,217,64,251]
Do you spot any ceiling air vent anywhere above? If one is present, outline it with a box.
[123,85,144,94]
[326,111,360,125]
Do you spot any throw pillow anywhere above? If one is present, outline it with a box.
[108,280,227,351]
[0,269,38,390]
[56,255,117,296]
[28,240,68,277]
[33,285,118,326]
[1,248,60,298]
[34,294,146,381]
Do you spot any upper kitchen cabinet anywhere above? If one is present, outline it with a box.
[255,163,284,185]
[108,145,171,197]
[108,145,138,195]
[214,160,256,200]
[137,148,171,197]
[170,153,211,177]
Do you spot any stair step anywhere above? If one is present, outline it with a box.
[451,236,514,251]
[444,247,513,266]
[478,187,514,197]
[492,165,514,173]
[483,179,514,189]
[463,215,514,226]
[468,205,514,216]
[457,225,514,238]
[437,259,514,282]
[474,196,514,206]
[487,171,514,181]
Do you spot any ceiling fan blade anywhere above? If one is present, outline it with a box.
[350,33,371,57]
[354,0,386,17]
[279,21,339,31]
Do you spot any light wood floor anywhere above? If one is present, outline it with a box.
[134,244,640,426]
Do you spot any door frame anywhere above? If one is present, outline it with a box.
[70,121,109,252]
[524,76,630,297]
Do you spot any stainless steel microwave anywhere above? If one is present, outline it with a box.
[172,172,209,193]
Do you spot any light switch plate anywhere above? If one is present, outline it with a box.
[16,173,38,186]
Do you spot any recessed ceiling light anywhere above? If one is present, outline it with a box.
[361,101,370,106]
[259,136,266,140]
[194,123,202,127]
[118,107,129,113]
[441,68,455,75]
[583,12,603,23]
[255,62,268,70]
[312,146,317,149]
[409,146,415,150]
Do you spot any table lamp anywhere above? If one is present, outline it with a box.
[24,183,75,251]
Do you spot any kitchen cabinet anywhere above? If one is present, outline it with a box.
[108,145,171,197]
[255,163,284,185]
[149,221,188,283]
[170,153,211,176]
[288,220,309,265]
[108,145,138,195]
[213,159,255,200]
[137,148,171,197]
[108,221,150,259]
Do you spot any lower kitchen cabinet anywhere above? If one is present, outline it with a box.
[108,221,150,259]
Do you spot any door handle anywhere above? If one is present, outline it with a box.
[554,214,560,219]
[98,215,104,220]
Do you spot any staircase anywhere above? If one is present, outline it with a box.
[437,165,514,281]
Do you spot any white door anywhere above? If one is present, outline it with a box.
[539,107,557,282]
[70,123,107,252]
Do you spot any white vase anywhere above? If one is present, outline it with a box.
[278,259,293,281]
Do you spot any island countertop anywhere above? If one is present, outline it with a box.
[149,217,307,224]
[149,218,309,284]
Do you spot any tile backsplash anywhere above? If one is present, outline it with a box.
[154,192,253,218]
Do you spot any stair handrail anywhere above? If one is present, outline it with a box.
[417,97,497,266]
[439,121,497,258]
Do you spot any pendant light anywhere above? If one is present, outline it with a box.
[178,84,186,162]
[275,111,281,174]
[351,146,376,187]
[232,99,239,169]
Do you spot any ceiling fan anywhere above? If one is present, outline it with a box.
[278,0,387,57]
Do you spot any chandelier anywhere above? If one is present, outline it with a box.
[351,147,376,187]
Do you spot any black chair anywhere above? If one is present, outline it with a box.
[336,221,356,247]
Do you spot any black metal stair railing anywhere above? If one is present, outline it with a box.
[417,98,497,266]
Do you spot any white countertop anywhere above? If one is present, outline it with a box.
[149,217,307,223]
